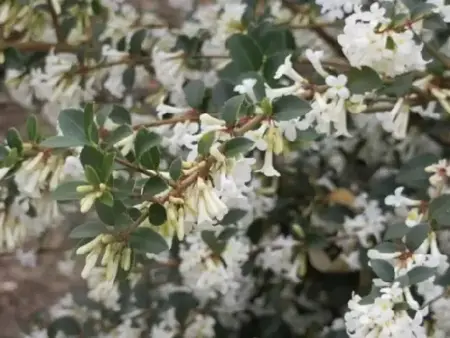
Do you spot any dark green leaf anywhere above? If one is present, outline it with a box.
[110,105,131,125]
[347,66,383,94]
[259,29,296,55]
[143,176,168,197]
[51,180,87,200]
[105,125,133,146]
[58,109,89,146]
[396,153,439,190]
[26,115,38,142]
[140,147,160,170]
[430,195,450,227]
[98,191,114,206]
[134,129,161,159]
[379,72,415,96]
[384,222,410,240]
[69,220,108,238]
[84,165,101,185]
[272,95,310,121]
[397,266,436,287]
[385,36,396,50]
[212,80,235,110]
[129,227,168,254]
[183,80,206,108]
[201,230,226,255]
[102,152,115,182]
[263,50,292,86]
[148,203,167,226]
[40,136,84,148]
[169,157,182,181]
[222,137,254,157]
[221,209,247,225]
[220,95,248,126]
[198,131,216,156]
[370,259,395,282]
[47,316,81,338]
[122,67,135,89]
[6,128,23,153]
[129,29,147,54]
[80,146,104,178]
[226,34,263,72]
[83,103,98,143]
[405,223,429,251]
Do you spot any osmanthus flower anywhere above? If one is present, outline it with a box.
[425,159,450,187]
[0,197,28,252]
[344,283,427,338]
[274,54,307,84]
[179,231,251,301]
[255,234,303,282]
[76,233,132,281]
[376,98,411,140]
[315,0,364,20]
[305,49,329,78]
[384,187,422,208]
[14,151,67,198]
[337,3,427,77]
[184,177,228,226]
[29,50,97,104]
[428,0,450,22]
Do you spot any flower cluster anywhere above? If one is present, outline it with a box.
[1,0,450,337]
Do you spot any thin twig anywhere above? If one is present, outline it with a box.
[47,0,64,42]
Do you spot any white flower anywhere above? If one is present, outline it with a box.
[325,75,350,99]
[234,78,258,103]
[338,3,427,77]
[316,0,363,20]
[427,0,450,22]
[305,49,329,78]
[274,54,306,83]
[425,159,450,187]
[384,187,421,207]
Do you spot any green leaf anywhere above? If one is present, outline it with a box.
[69,220,108,238]
[80,146,105,179]
[226,33,263,72]
[51,180,87,200]
[40,136,85,148]
[169,157,182,181]
[58,109,89,146]
[110,105,131,125]
[384,223,410,241]
[198,131,216,156]
[221,209,247,225]
[148,203,167,226]
[6,128,23,154]
[83,103,98,143]
[397,266,436,287]
[143,176,168,197]
[84,165,101,185]
[26,115,38,142]
[122,66,136,89]
[140,147,160,170]
[222,137,254,157]
[47,316,81,338]
[396,153,439,190]
[429,195,450,227]
[211,80,235,110]
[102,152,115,182]
[183,80,206,108]
[259,29,296,55]
[129,29,147,54]
[372,242,404,253]
[347,66,383,94]
[379,72,415,97]
[405,223,429,251]
[105,124,133,146]
[98,191,114,206]
[272,95,310,121]
[370,259,395,282]
[134,129,161,159]
[220,94,249,126]
[385,36,396,50]
[129,227,169,254]
[94,200,116,225]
